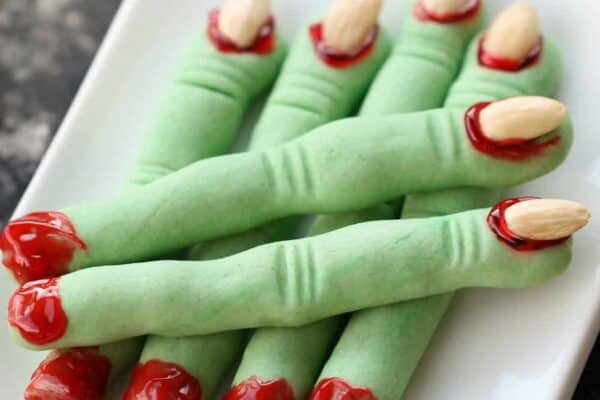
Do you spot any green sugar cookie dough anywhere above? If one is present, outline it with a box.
[127,27,286,186]
[58,106,572,270]
[13,206,575,350]
[188,21,391,259]
[445,33,561,108]
[134,22,391,395]
[315,188,502,400]
[311,28,564,398]
[360,0,484,115]
[231,2,488,389]
[230,204,398,399]
[137,332,246,399]
[250,23,391,149]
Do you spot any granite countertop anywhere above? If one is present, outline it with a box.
[0,1,597,398]
[0,0,120,226]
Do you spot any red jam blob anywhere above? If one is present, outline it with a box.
[207,9,275,55]
[0,211,86,284]
[465,101,560,161]
[478,36,543,72]
[24,347,111,400]
[123,359,202,400]
[414,0,480,23]
[487,197,570,251]
[309,23,378,69]
[8,277,68,345]
[224,376,295,400]
[310,378,376,400]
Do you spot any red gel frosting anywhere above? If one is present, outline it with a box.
[414,0,480,23]
[478,36,543,72]
[207,9,275,54]
[24,347,111,400]
[310,378,376,400]
[309,23,378,69]
[8,277,68,345]
[224,376,295,400]
[0,211,86,284]
[464,101,560,161]
[487,197,570,251]
[123,359,202,400]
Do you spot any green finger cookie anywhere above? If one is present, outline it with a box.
[314,188,501,399]
[129,19,391,398]
[444,33,560,108]
[229,0,489,392]
[10,205,575,349]
[360,0,484,115]
[229,204,398,399]
[127,26,286,186]
[8,105,570,273]
[312,19,564,400]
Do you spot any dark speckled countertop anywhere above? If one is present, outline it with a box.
[0,0,120,226]
[0,1,597,398]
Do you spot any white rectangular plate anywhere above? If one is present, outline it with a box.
[1,0,599,398]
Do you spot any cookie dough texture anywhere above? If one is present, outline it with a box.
[445,33,561,108]
[317,188,501,400]
[14,208,573,350]
[314,32,564,399]
[128,29,286,186]
[187,24,391,259]
[232,204,398,398]
[249,24,391,149]
[139,332,246,398]
[360,0,484,115]
[64,107,572,270]
[136,25,392,394]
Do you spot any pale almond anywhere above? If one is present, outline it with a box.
[505,199,590,240]
[423,0,473,15]
[479,96,567,142]
[218,0,271,49]
[323,0,382,55]
[483,1,539,61]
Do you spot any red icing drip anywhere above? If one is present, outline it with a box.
[0,211,86,284]
[310,378,376,400]
[123,359,202,400]
[478,36,543,72]
[207,9,275,55]
[224,376,295,400]
[465,101,560,161]
[414,0,480,23]
[309,23,378,69]
[8,277,68,345]
[24,347,111,400]
[487,197,570,251]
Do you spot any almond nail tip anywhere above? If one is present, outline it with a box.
[483,1,540,61]
[323,0,382,55]
[505,199,591,240]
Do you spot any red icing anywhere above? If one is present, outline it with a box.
[465,101,560,161]
[478,36,543,72]
[310,378,376,400]
[123,359,202,400]
[8,277,68,345]
[414,0,480,23]
[487,197,570,251]
[24,347,111,400]
[224,376,295,400]
[0,211,86,284]
[207,9,275,55]
[309,23,378,69]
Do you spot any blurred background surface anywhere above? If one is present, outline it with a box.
[0,0,119,226]
[0,1,596,398]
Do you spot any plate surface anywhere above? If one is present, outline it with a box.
[1,0,599,398]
